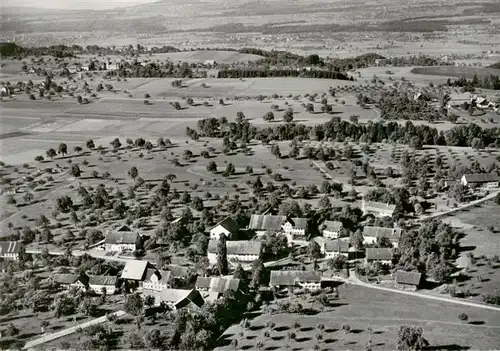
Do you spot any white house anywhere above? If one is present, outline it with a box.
[209,216,240,240]
[146,288,205,310]
[282,217,308,242]
[363,226,402,248]
[142,269,172,291]
[0,241,22,261]
[88,275,117,295]
[269,270,322,291]
[207,240,262,265]
[322,221,343,239]
[460,173,500,188]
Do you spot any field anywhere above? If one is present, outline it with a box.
[411,66,500,79]
[217,284,500,351]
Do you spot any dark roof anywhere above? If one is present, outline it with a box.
[211,216,240,234]
[325,239,350,253]
[89,275,117,286]
[269,270,321,286]
[153,289,205,309]
[145,269,172,284]
[53,274,78,285]
[366,248,393,261]
[322,221,343,232]
[195,277,240,293]
[288,217,308,230]
[249,214,287,231]
[363,226,402,240]
[0,241,22,255]
[105,231,138,245]
[395,270,422,286]
[208,240,262,256]
[116,224,132,232]
[463,173,500,183]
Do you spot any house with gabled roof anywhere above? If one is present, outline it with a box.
[394,270,422,291]
[249,214,288,236]
[142,269,172,292]
[121,260,150,282]
[361,198,396,217]
[322,221,343,239]
[324,239,350,259]
[207,240,262,265]
[195,276,240,297]
[88,275,117,295]
[363,226,402,248]
[269,270,322,291]
[210,216,240,240]
[0,241,22,261]
[461,173,499,188]
[365,248,394,265]
[53,273,89,290]
[104,230,141,252]
[146,288,205,310]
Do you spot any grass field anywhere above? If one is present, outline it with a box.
[411,66,500,79]
[217,284,500,351]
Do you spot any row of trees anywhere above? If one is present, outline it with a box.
[217,69,350,80]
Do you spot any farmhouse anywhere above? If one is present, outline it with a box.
[322,220,343,239]
[460,173,500,188]
[195,276,240,296]
[209,216,240,240]
[142,269,172,291]
[269,270,322,291]
[207,240,262,265]
[88,275,117,295]
[363,226,402,248]
[147,288,205,310]
[0,241,22,261]
[394,270,422,291]
[248,214,288,236]
[53,273,89,290]
[104,230,141,252]
[324,239,350,259]
[365,248,394,265]
[282,217,308,242]
[361,199,396,217]
[121,260,151,290]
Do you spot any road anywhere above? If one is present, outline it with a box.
[23,310,126,350]
[345,270,500,312]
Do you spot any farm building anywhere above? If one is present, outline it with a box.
[365,248,394,265]
[324,239,350,259]
[53,273,89,290]
[207,240,262,265]
[363,226,402,248]
[142,269,172,292]
[322,220,343,239]
[248,214,288,236]
[394,270,422,291]
[0,241,22,261]
[460,173,500,188]
[121,260,152,290]
[282,217,308,242]
[269,270,322,291]
[195,276,240,296]
[147,288,205,310]
[103,230,141,252]
[88,275,117,295]
[209,216,240,240]
[361,199,396,217]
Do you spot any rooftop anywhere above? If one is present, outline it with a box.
[363,226,402,240]
[195,277,240,293]
[324,239,350,253]
[211,216,240,234]
[366,248,394,261]
[395,270,422,286]
[322,220,343,232]
[270,270,322,286]
[89,275,117,286]
[105,231,138,245]
[208,240,262,256]
[53,274,78,285]
[463,173,500,183]
[0,241,22,255]
[145,269,172,284]
[121,260,149,280]
[249,214,287,231]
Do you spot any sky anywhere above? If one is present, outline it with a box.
[3,0,158,10]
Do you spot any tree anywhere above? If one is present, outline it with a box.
[46,148,57,159]
[409,136,422,150]
[327,255,347,270]
[35,155,44,162]
[74,146,83,154]
[283,109,294,123]
[448,183,468,203]
[271,144,281,159]
[308,241,322,261]
[397,325,426,351]
[318,195,332,211]
[144,329,165,349]
[207,162,218,174]
[110,138,121,150]
[350,229,364,250]
[125,293,143,316]
[70,164,81,178]
[236,111,245,123]
[458,313,468,322]
[55,195,73,213]
[191,196,204,211]
[86,139,95,149]
[128,166,139,181]
[58,143,68,156]
[263,111,274,122]
[349,115,359,124]
[216,235,228,275]
[223,163,235,177]
[250,259,264,289]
